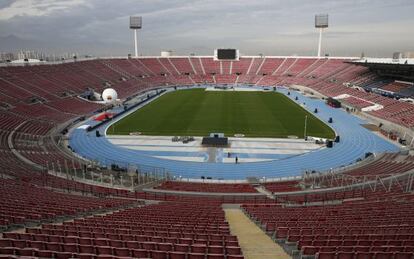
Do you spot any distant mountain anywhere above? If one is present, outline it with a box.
[0,34,131,56]
[0,34,43,51]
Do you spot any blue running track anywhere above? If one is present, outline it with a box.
[69,87,400,180]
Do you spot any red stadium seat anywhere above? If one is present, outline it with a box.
[337,252,354,259]
[188,253,206,259]
[355,252,374,259]
[131,249,148,258]
[316,252,336,259]
[374,252,394,259]
[394,252,414,259]
[207,254,226,259]
[174,244,190,252]
[169,251,186,259]
[55,251,73,259]
[226,246,242,255]
[113,247,130,257]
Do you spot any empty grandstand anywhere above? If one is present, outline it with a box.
[1,2,414,259]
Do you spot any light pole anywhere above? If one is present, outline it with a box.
[130,16,142,57]
[304,115,308,139]
[315,14,329,57]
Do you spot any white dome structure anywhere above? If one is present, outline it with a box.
[102,88,118,103]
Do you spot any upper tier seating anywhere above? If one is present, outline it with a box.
[341,96,374,109]
[381,81,412,94]
[1,57,414,127]
[0,57,411,198]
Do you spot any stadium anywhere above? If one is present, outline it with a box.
[1,2,414,259]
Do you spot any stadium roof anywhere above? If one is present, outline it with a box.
[10,58,44,64]
[353,58,414,65]
[352,58,414,81]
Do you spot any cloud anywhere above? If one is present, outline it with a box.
[0,0,413,57]
[0,0,14,9]
[0,0,90,20]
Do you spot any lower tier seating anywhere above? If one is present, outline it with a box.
[0,179,135,229]
[243,186,414,259]
[154,181,258,193]
[0,202,244,259]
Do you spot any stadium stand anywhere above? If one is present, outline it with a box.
[0,202,243,259]
[201,58,221,75]
[1,56,414,258]
[231,58,252,75]
[263,181,302,193]
[340,96,374,109]
[10,58,413,179]
[300,153,414,190]
[169,58,196,75]
[381,81,411,94]
[0,57,410,179]
[0,179,134,229]
[154,181,258,193]
[243,185,414,259]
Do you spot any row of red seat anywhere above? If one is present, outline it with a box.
[0,202,243,259]
[154,181,257,193]
[1,57,412,181]
[263,180,301,193]
[0,246,243,259]
[303,153,414,189]
[315,251,412,259]
[0,239,242,255]
[381,81,411,93]
[0,179,135,228]
[243,185,414,258]
[3,57,414,129]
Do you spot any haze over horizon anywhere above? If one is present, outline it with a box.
[0,0,413,58]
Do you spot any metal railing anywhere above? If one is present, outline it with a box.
[45,158,170,191]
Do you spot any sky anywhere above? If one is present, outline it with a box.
[0,0,413,57]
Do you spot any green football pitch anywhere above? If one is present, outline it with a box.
[108,89,335,138]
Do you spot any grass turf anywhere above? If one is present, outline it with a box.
[108,89,335,138]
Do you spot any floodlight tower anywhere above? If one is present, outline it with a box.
[130,16,142,57]
[315,14,328,57]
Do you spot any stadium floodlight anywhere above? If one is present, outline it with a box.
[315,14,328,57]
[130,16,142,57]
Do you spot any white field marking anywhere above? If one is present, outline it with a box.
[222,148,305,155]
[222,158,274,163]
[117,145,206,153]
[229,139,320,150]
[108,136,320,150]
[107,135,322,162]
[107,136,203,147]
[153,156,206,162]
[115,144,312,155]
[228,137,310,142]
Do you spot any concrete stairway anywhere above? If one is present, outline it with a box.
[255,185,275,199]
[225,208,291,259]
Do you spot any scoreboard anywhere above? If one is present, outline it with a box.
[214,49,239,61]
